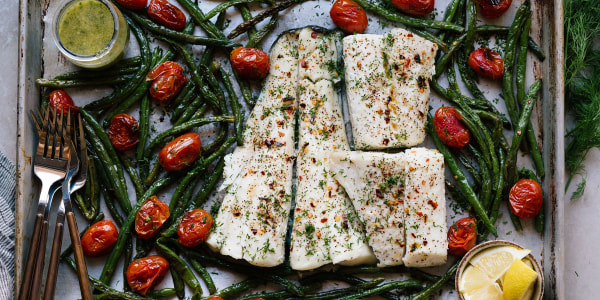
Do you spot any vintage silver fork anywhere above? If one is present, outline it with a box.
[19,107,69,300]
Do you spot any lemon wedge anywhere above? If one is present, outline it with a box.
[468,246,531,281]
[463,282,504,300]
[459,265,495,294]
[502,259,538,300]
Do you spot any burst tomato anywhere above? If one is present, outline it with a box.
[48,89,78,114]
[135,196,170,239]
[146,61,187,103]
[433,106,471,149]
[206,297,224,300]
[391,0,435,16]
[329,0,368,34]
[116,0,147,10]
[447,217,477,257]
[108,114,139,151]
[475,0,512,19]
[147,0,186,31]
[509,179,543,219]
[126,255,169,296]
[468,47,505,80]
[81,220,118,257]
[158,132,202,171]
[177,209,213,247]
[230,47,270,80]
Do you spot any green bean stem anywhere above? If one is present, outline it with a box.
[409,261,459,300]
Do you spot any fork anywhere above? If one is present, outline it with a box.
[19,107,69,300]
[43,112,93,300]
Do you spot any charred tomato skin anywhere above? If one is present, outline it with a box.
[177,208,214,247]
[509,179,543,219]
[146,61,187,103]
[108,113,140,151]
[158,132,202,171]
[81,220,119,257]
[147,0,186,31]
[329,0,369,34]
[230,47,271,80]
[48,89,78,114]
[391,0,435,16]
[116,0,147,10]
[135,196,170,239]
[433,106,471,149]
[447,217,477,257]
[475,0,513,19]
[126,255,169,296]
[468,47,505,80]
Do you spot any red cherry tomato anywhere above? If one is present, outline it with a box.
[329,0,368,34]
[447,217,477,257]
[146,61,187,103]
[108,114,139,151]
[48,89,78,114]
[158,132,202,171]
[475,0,512,19]
[177,209,214,247]
[206,297,224,300]
[116,0,147,10]
[468,47,505,80]
[391,0,435,16]
[126,255,169,296]
[433,106,471,149]
[147,0,186,31]
[509,179,543,219]
[230,47,270,80]
[135,196,170,239]
[81,220,118,257]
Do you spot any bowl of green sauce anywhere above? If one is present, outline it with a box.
[53,0,129,69]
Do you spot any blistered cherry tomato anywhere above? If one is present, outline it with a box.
[81,220,118,257]
[116,0,147,10]
[475,0,512,19]
[509,179,543,219]
[329,0,368,34]
[433,106,471,149]
[126,255,169,296]
[146,61,187,103]
[48,89,78,114]
[147,0,186,31]
[177,208,213,247]
[391,0,435,16]
[447,217,477,257]
[135,196,170,239]
[108,114,139,151]
[158,132,202,171]
[230,47,270,80]
[206,297,224,300]
[468,47,505,80]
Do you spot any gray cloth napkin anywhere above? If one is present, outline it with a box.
[0,150,15,300]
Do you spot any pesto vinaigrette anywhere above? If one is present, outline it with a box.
[57,0,114,56]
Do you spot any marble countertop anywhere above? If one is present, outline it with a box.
[6,0,595,298]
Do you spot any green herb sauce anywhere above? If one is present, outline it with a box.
[58,0,114,56]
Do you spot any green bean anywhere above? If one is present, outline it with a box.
[429,115,497,235]
[123,237,133,292]
[237,3,258,43]
[136,94,151,161]
[200,12,228,67]
[173,94,205,126]
[59,213,104,261]
[228,0,309,39]
[239,282,322,300]
[220,67,245,145]
[409,261,458,300]
[146,288,177,298]
[475,25,545,61]
[206,278,262,299]
[468,145,492,210]
[445,179,472,212]
[118,154,144,196]
[73,153,100,221]
[456,52,488,105]
[177,0,226,39]
[99,173,182,283]
[53,58,140,80]
[85,15,150,111]
[166,161,205,225]
[508,209,523,232]
[188,103,210,122]
[204,0,270,21]
[171,265,185,299]
[93,151,125,226]
[156,237,201,293]
[535,200,545,233]
[35,76,133,88]
[303,278,385,300]
[464,0,477,53]
[300,272,399,300]
[171,87,198,122]
[144,158,163,186]
[188,258,217,294]
[169,81,195,111]
[490,148,506,224]
[233,66,256,107]
[335,279,422,300]
[475,109,504,147]
[246,15,279,49]
[437,0,461,40]
[435,34,466,77]
[193,156,225,207]
[352,0,464,32]
[457,153,481,188]
[201,121,230,155]
[201,64,227,112]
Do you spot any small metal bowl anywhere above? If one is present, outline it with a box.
[52,0,129,69]
[455,240,544,300]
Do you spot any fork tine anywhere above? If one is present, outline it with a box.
[30,110,42,134]
[46,107,57,159]
[40,106,49,129]
[55,109,64,160]
[77,114,88,171]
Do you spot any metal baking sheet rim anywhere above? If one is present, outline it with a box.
[15,0,566,298]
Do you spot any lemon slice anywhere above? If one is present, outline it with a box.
[463,282,504,300]
[502,259,538,300]
[459,265,495,294]
[469,246,531,281]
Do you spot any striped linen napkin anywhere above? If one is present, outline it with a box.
[0,150,15,300]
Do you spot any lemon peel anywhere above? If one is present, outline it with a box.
[502,259,538,300]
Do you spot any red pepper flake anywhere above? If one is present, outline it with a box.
[320,218,328,223]
[416,211,423,217]
[427,200,438,209]
[311,32,318,39]
[383,138,390,146]
[301,60,308,68]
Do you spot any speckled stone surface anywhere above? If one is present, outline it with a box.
[1,0,18,163]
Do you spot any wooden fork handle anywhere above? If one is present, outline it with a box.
[66,212,93,300]
[43,213,65,300]
[30,219,49,300]
[18,212,43,300]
